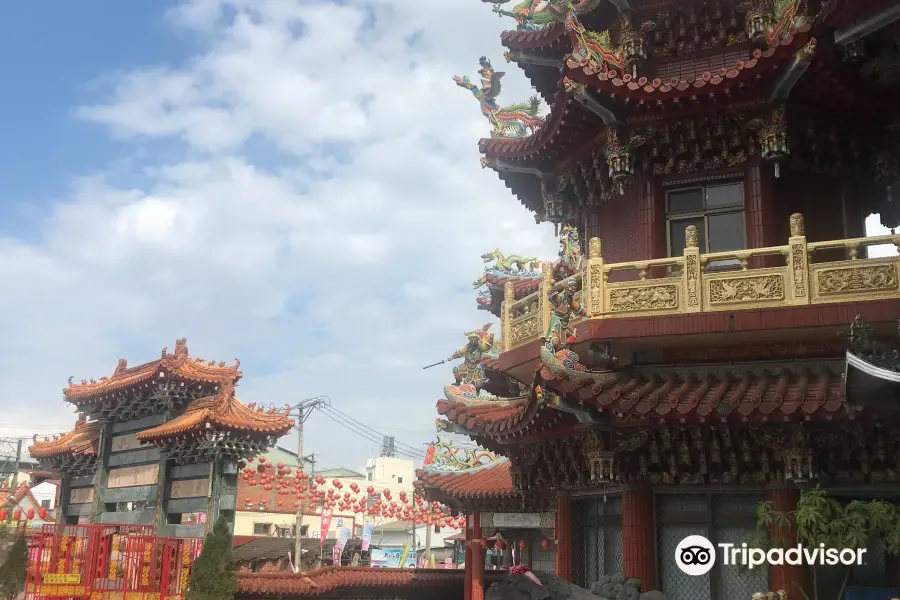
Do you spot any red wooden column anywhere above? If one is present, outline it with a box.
[464,517,473,600]
[767,489,806,595]
[471,512,485,600]
[622,489,656,592]
[555,492,572,581]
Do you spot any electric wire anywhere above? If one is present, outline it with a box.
[316,409,424,461]
[320,405,426,457]
[317,406,425,459]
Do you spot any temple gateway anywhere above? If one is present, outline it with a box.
[437,0,900,598]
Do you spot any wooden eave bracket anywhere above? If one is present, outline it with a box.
[505,49,563,69]
[769,52,814,102]
[834,0,900,45]
[481,156,551,177]
[549,396,606,425]
[570,86,622,125]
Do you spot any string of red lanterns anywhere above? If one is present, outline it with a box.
[0,506,49,522]
[237,456,467,531]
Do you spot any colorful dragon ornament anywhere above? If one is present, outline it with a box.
[454,57,544,138]
[423,436,499,471]
[483,0,604,31]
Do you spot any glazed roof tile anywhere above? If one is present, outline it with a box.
[136,382,293,442]
[28,418,101,459]
[500,23,566,50]
[64,338,241,403]
[237,567,502,596]
[558,367,847,421]
[436,396,538,435]
[416,460,515,499]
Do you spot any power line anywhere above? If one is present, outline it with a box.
[317,406,425,459]
[321,405,425,457]
[316,409,423,461]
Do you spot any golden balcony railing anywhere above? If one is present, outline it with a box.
[501,213,900,352]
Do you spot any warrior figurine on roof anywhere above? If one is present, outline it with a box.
[448,324,499,392]
[546,278,585,348]
[485,0,605,30]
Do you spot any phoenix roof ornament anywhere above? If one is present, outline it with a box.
[454,57,544,138]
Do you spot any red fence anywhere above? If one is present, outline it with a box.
[25,524,203,600]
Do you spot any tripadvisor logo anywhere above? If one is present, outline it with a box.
[675,535,867,576]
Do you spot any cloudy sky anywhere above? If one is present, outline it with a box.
[1,0,893,471]
[0,0,562,469]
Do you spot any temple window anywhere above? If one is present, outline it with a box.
[656,494,765,600]
[571,496,623,587]
[667,182,745,265]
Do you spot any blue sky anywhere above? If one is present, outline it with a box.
[0,0,559,470]
[0,0,894,471]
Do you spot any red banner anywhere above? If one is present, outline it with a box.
[319,508,333,547]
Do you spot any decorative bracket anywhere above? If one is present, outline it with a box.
[546,394,607,425]
[504,49,564,69]
[563,77,622,125]
[480,156,552,178]
[834,2,900,46]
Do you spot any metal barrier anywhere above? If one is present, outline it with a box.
[24,524,202,600]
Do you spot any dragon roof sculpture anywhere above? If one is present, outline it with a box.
[422,436,503,472]
[483,0,605,31]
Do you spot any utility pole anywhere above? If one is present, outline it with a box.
[424,520,432,567]
[9,440,22,495]
[291,396,329,572]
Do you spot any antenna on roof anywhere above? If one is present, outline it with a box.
[380,435,396,458]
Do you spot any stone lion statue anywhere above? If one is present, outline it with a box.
[486,570,664,600]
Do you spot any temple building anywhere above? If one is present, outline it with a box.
[443,0,900,599]
[28,338,293,537]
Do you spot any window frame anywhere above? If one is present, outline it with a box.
[665,181,747,259]
[253,522,273,536]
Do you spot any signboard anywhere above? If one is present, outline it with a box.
[70,488,95,505]
[370,548,417,568]
[43,574,81,584]
[108,464,159,489]
[197,512,208,525]
[110,433,143,453]
[361,523,374,551]
[491,513,542,529]
[170,478,209,499]
[336,517,344,528]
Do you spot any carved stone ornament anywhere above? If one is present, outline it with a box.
[685,224,699,248]
[789,212,805,237]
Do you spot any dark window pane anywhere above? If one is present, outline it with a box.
[708,212,744,252]
[706,183,743,208]
[670,217,705,255]
[668,189,703,213]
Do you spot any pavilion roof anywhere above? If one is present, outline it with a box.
[415,459,515,500]
[28,417,101,459]
[136,382,293,442]
[237,567,506,597]
[64,338,242,404]
[437,362,851,440]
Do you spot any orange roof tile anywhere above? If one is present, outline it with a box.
[64,338,241,403]
[237,567,504,596]
[136,382,294,442]
[436,396,542,435]
[28,417,101,459]
[416,460,515,499]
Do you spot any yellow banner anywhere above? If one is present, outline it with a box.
[42,573,80,584]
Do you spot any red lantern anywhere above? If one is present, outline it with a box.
[496,540,506,550]
[258,456,266,463]
[26,508,34,520]
[480,539,488,548]
[0,509,6,521]
[277,462,284,469]
[367,486,374,495]
[12,509,21,521]
[517,540,526,549]
[540,539,550,550]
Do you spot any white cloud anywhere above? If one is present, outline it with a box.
[0,0,557,466]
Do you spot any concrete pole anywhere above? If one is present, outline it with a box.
[293,414,305,571]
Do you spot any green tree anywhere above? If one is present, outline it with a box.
[0,533,27,600]
[185,516,237,600]
[752,489,900,600]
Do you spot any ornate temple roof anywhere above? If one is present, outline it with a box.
[28,417,101,459]
[416,459,515,500]
[237,567,506,597]
[136,382,294,442]
[64,338,242,404]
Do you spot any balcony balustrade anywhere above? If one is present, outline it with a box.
[501,213,900,352]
